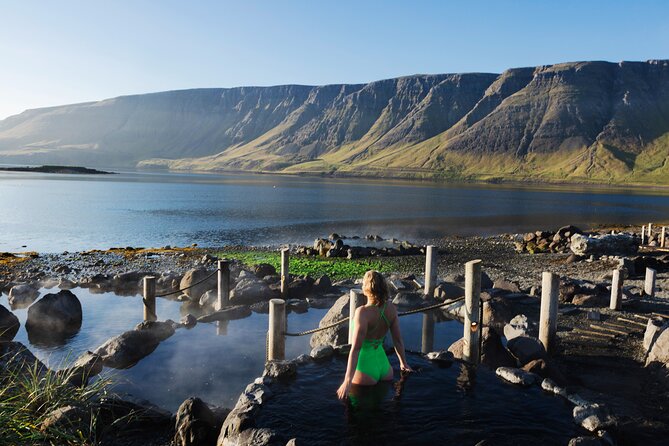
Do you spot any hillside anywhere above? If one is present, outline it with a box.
[1,60,669,184]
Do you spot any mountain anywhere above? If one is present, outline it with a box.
[1,59,669,184]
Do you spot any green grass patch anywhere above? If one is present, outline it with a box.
[216,250,396,280]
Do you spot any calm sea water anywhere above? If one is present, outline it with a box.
[1,170,668,252]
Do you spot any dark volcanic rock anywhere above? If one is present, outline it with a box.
[25,290,82,345]
[93,320,176,369]
[0,304,20,341]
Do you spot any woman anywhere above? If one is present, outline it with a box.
[336,270,412,400]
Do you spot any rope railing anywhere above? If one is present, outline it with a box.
[282,296,466,337]
[154,268,220,298]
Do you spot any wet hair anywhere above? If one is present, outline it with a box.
[362,270,389,305]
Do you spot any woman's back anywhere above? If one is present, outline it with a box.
[359,302,395,341]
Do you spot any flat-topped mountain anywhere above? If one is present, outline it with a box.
[1,59,668,184]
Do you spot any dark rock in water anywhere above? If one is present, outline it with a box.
[287,277,314,299]
[250,301,270,313]
[506,336,547,366]
[264,360,297,380]
[180,268,218,302]
[313,275,331,293]
[230,276,275,304]
[521,358,567,385]
[94,396,173,432]
[40,405,90,436]
[25,290,82,346]
[0,341,48,375]
[309,293,350,348]
[0,304,20,341]
[180,313,198,328]
[8,283,39,309]
[197,306,252,323]
[253,263,276,278]
[448,328,516,369]
[286,299,308,314]
[93,320,176,369]
[175,397,229,446]
[62,351,104,386]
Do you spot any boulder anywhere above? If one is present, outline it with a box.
[310,345,334,360]
[506,336,546,366]
[287,277,314,299]
[230,277,274,305]
[0,341,47,375]
[313,275,332,293]
[309,293,354,348]
[286,299,308,313]
[40,405,89,436]
[180,314,198,329]
[447,328,516,369]
[495,367,536,386]
[253,264,276,278]
[175,397,228,446]
[25,290,82,343]
[522,359,566,385]
[180,268,218,302]
[0,304,20,341]
[570,233,638,257]
[571,294,608,307]
[572,404,616,432]
[426,350,454,363]
[492,279,521,293]
[8,284,39,309]
[263,360,297,380]
[643,317,666,352]
[62,351,104,386]
[646,326,669,366]
[93,321,176,369]
[503,314,528,340]
[197,306,252,323]
[199,290,218,308]
[433,282,465,301]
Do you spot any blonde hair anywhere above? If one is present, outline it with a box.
[362,270,389,305]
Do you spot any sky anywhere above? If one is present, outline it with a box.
[0,0,668,119]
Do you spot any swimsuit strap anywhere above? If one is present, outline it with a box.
[369,301,390,333]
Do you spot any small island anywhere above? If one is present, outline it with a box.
[0,165,115,175]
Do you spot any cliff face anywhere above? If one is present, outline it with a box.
[1,60,668,184]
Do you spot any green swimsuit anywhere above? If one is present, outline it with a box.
[354,302,391,381]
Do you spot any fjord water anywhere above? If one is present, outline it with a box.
[2,170,669,252]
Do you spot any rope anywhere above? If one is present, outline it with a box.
[154,268,219,298]
[282,296,466,337]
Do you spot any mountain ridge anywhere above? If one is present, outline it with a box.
[1,59,668,184]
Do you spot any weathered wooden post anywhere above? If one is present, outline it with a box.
[280,248,289,299]
[609,269,623,310]
[649,223,653,241]
[421,312,435,353]
[217,259,230,310]
[143,276,157,322]
[348,289,365,344]
[268,299,286,361]
[645,268,657,299]
[463,259,482,364]
[539,272,559,353]
[641,225,646,245]
[424,245,437,296]
[662,226,666,248]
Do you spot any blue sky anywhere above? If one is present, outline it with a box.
[1,0,667,119]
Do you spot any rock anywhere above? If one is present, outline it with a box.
[63,351,104,386]
[199,290,218,308]
[197,306,252,323]
[522,358,566,384]
[506,336,546,366]
[175,397,227,446]
[263,360,297,380]
[250,301,270,313]
[40,405,89,435]
[643,317,666,352]
[426,350,454,363]
[309,293,353,348]
[93,321,176,369]
[503,314,528,340]
[433,282,465,301]
[310,345,334,360]
[480,271,494,290]
[573,404,616,432]
[180,268,218,302]
[111,271,143,290]
[8,284,39,309]
[95,396,173,431]
[495,367,536,386]
[230,277,274,305]
[0,304,20,341]
[181,314,198,328]
[571,294,608,307]
[570,233,638,257]
[541,378,567,397]
[253,263,276,278]
[0,341,47,376]
[492,279,521,293]
[286,299,308,313]
[480,327,517,368]
[568,437,603,446]
[25,290,82,342]
[392,292,424,308]
[313,275,332,293]
[58,278,76,290]
[646,325,669,366]
[287,278,314,299]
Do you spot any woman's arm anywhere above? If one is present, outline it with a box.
[389,307,412,372]
[337,307,366,400]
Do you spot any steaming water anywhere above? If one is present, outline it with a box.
[0,288,462,411]
[256,356,578,445]
[2,169,669,252]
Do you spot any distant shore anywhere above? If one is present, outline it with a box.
[0,165,115,175]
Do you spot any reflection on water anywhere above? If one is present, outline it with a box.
[257,356,577,445]
[1,288,463,411]
[2,170,669,252]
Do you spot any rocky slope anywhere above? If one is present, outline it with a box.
[1,60,668,184]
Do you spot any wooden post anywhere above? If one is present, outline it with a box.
[662,226,666,248]
[539,272,559,353]
[424,245,437,296]
[421,312,435,353]
[609,269,623,310]
[143,276,157,322]
[641,225,646,245]
[648,223,653,240]
[217,259,230,310]
[280,248,289,299]
[348,289,365,344]
[645,268,657,299]
[463,259,482,365]
[268,299,286,361]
